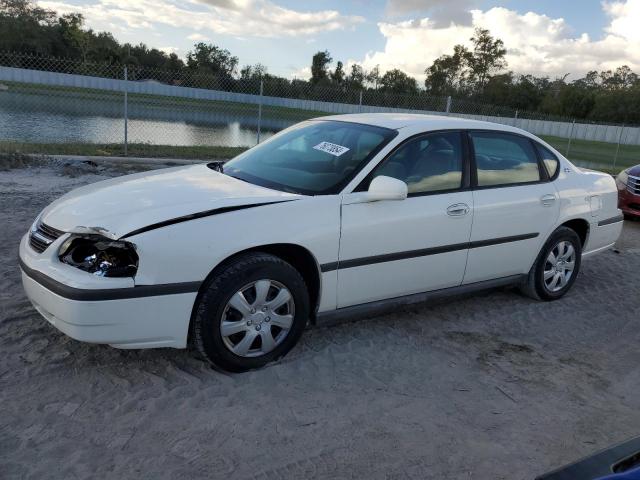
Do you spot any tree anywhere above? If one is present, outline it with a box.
[346,64,365,89]
[380,69,418,94]
[240,63,267,80]
[87,31,120,63]
[331,60,345,85]
[366,64,381,90]
[467,28,507,92]
[0,0,57,55]
[186,42,238,78]
[424,44,470,95]
[310,50,332,84]
[58,13,90,61]
[600,65,638,90]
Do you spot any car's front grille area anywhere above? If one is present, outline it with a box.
[627,174,640,195]
[29,222,65,253]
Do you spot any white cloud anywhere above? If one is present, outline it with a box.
[187,33,210,42]
[386,0,477,26]
[604,0,640,42]
[159,46,179,54]
[38,0,364,38]
[290,66,311,80]
[355,2,640,82]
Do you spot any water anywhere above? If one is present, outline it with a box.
[0,87,292,147]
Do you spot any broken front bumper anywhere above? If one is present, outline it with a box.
[19,233,197,349]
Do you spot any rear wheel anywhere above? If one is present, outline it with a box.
[520,226,582,301]
[190,253,309,372]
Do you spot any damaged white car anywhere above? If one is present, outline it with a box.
[20,114,623,371]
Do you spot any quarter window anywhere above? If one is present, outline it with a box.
[367,131,463,194]
[535,143,560,178]
[470,132,541,186]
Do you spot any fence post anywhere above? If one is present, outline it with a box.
[514,110,518,127]
[445,96,451,114]
[613,124,624,170]
[123,65,128,157]
[257,79,263,145]
[358,90,363,113]
[566,120,575,158]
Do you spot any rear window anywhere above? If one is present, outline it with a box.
[470,132,541,186]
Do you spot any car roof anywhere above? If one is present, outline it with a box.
[318,113,528,135]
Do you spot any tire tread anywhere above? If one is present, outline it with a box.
[189,252,308,372]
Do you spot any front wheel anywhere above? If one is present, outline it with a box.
[520,226,582,301]
[190,253,309,372]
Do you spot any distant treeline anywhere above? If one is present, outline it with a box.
[1,0,639,123]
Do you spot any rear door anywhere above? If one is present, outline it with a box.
[463,130,560,284]
[337,131,474,308]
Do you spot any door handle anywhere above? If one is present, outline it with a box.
[541,194,556,206]
[447,203,470,216]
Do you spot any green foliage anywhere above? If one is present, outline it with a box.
[424,28,505,95]
[346,64,365,90]
[366,65,381,90]
[467,28,507,91]
[380,69,418,94]
[331,61,345,85]
[425,44,471,95]
[310,50,332,84]
[186,43,237,78]
[423,25,639,123]
[2,0,639,124]
[0,141,248,159]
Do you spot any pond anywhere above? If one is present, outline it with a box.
[0,87,292,147]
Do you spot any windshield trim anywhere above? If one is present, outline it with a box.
[223,120,399,196]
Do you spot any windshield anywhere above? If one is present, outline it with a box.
[223,120,397,195]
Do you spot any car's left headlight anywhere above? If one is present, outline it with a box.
[58,235,139,277]
[617,169,629,186]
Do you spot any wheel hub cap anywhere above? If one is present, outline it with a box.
[543,241,576,292]
[220,279,295,358]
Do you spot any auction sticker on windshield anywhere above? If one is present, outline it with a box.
[313,141,350,157]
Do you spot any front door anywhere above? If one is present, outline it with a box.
[337,131,474,308]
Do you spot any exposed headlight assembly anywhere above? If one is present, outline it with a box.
[58,235,138,277]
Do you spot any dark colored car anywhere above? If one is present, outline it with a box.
[537,436,640,479]
[617,164,640,218]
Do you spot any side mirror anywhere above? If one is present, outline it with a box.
[366,175,408,202]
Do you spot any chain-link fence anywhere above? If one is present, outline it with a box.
[1,52,639,172]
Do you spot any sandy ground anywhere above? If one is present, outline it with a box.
[1,162,640,480]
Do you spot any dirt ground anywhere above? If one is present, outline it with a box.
[2,161,640,480]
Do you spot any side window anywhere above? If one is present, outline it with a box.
[535,143,560,178]
[470,132,541,187]
[368,132,463,194]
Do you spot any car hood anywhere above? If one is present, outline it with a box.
[40,164,299,238]
[627,164,640,177]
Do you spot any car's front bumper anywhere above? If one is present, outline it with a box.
[19,233,197,349]
[618,187,640,218]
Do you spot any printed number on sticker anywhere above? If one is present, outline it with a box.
[313,141,350,157]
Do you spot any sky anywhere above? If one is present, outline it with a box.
[36,0,640,82]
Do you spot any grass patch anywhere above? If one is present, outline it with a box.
[3,81,332,120]
[541,135,640,173]
[0,141,248,160]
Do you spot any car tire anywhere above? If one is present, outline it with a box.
[190,252,310,372]
[520,226,582,301]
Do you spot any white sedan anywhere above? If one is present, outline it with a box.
[20,114,623,371]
